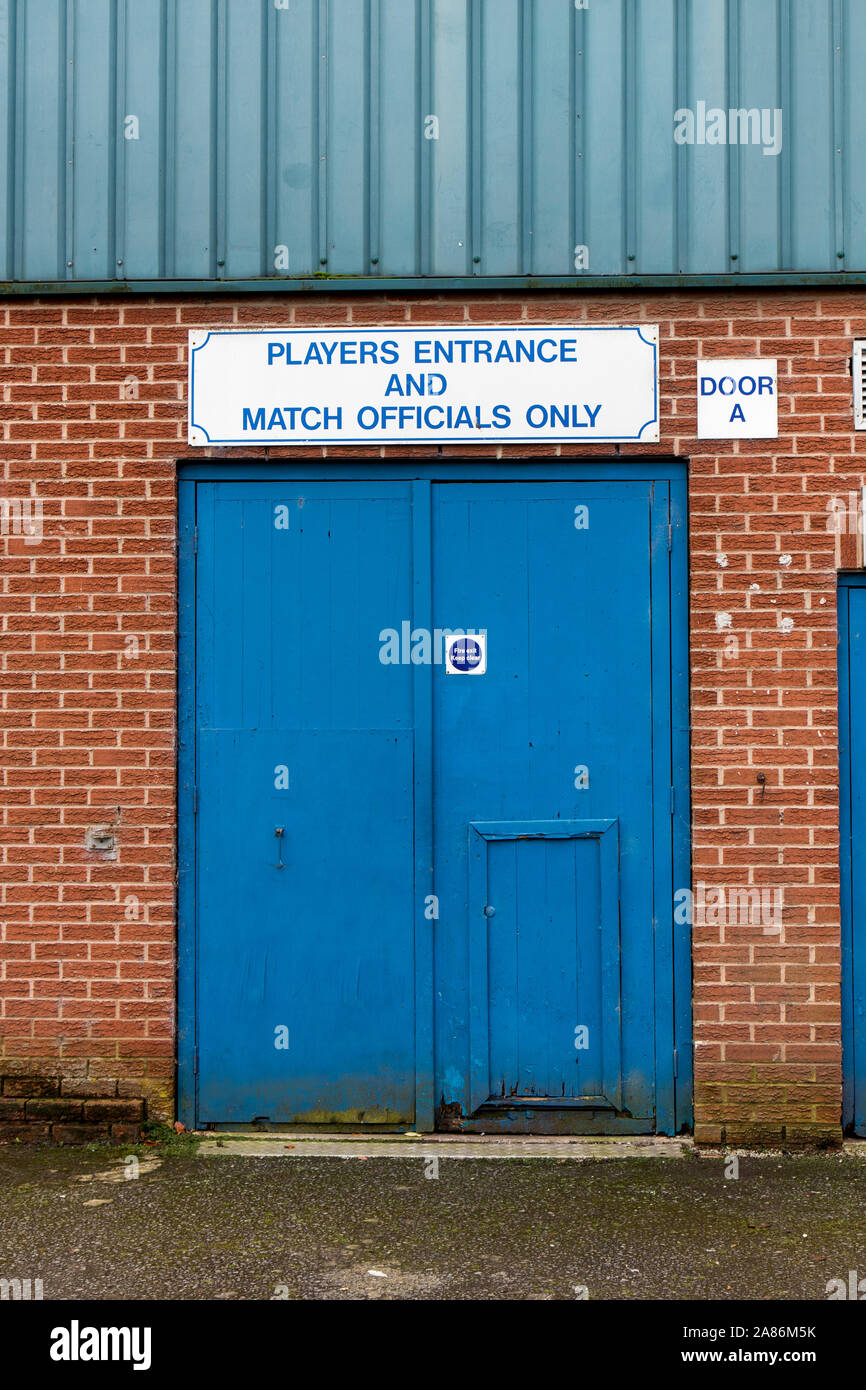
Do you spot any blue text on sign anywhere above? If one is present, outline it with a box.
[700,374,775,396]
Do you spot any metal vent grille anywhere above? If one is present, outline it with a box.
[856,341,866,430]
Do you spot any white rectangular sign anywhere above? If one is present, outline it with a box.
[697,358,778,439]
[188,325,659,446]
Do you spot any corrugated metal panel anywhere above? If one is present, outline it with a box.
[0,0,862,288]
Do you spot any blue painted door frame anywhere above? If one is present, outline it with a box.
[177,460,692,1133]
[839,575,866,1134]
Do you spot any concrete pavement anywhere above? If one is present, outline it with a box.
[1,1137,864,1300]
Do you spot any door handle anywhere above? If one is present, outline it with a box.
[274,827,285,868]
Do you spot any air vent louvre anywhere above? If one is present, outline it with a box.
[855,340,866,430]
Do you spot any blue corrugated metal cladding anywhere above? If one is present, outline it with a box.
[0,0,862,288]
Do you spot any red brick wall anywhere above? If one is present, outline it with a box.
[1,288,863,1143]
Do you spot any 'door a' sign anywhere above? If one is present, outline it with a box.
[188,325,659,446]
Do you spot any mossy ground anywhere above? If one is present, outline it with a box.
[0,1145,863,1300]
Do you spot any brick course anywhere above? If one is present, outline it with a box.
[1,288,864,1144]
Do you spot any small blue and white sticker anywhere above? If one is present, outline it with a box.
[445,632,487,675]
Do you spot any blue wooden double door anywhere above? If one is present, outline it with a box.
[182,471,690,1133]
